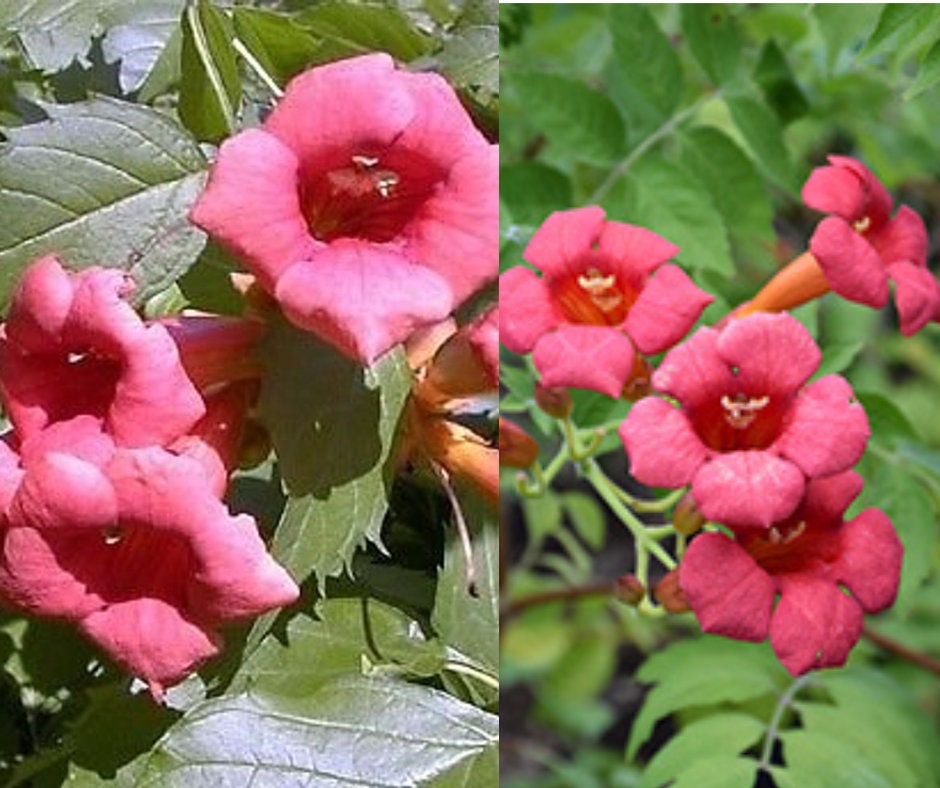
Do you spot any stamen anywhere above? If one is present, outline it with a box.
[102,526,124,546]
[720,393,770,429]
[768,521,805,546]
[373,171,399,198]
[352,155,379,169]
[577,268,623,313]
[67,352,88,364]
[853,216,871,233]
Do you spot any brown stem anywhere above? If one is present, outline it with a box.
[500,582,616,623]
[862,624,940,678]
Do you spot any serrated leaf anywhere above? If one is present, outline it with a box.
[641,713,764,788]
[236,598,445,696]
[179,0,240,143]
[0,0,184,91]
[432,496,498,680]
[609,5,682,119]
[855,391,918,442]
[258,319,412,589]
[860,4,940,59]
[231,8,322,87]
[627,636,782,759]
[725,92,798,192]
[510,72,626,165]
[869,463,936,613]
[437,0,497,103]
[604,156,734,278]
[296,2,434,63]
[679,125,774,260]
[499,162,573,226]
[0,97,206,306]
[773,730,892,788]
[680,5,742,86]
[905,36,940,99]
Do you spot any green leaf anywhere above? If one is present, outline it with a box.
[296,2,433,63]
[627,636,782,759]
[521,490,564,550]
[437,0,498,104]
[563,492,606,550]
[231,8,322,87]
[725,92,798,192]
[671,756,760,788]
[0,0,184,91]
[855,391,918,442]
[0,97,207,306]
[258,319,412,589]
[604,156,734,277]
[815,339,864,377]
[499,162,573,226]
[869,463,937,613]
[641,713,764,788]
[680,5,742,86]
[906,36,940,99]
[753,39,809,123]
[236,598,445,696]
[609,5,682,119]
[432,496,499,680]
[179,0,240,143]
[510,72,626,165]
[137,677,498,787]
[679,126,774,260]
[860,4,940,58]
[773,730,893,788]
[813,4,882,71]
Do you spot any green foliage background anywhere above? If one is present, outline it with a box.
[501,5,940,787]
[0,0,498,785]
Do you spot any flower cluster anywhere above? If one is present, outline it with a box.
[504,155,925,676]
[0,256,298,699]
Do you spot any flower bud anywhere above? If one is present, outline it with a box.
[655,569,690,614]
[499,418,539,468]
[621,355,654,402]
[616,574,645,606]
[534,383,573,419]
[673,492,706,536]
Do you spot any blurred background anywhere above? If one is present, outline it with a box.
[499,5,940,786]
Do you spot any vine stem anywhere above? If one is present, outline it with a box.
[500,582,616,622]
[862,625,940,678]
[759,672,814,770]
[588,92,719,204]
[582,459,677,570]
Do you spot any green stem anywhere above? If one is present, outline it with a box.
[759,673,813,770]
[583,459,677,570]
[442,661,500,691]
[588,93,717,204]
[614,484,686,514]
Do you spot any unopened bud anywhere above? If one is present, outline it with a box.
[499,418,539,468]
[534,383,573,419]
[655,569,690,614]
[616,574,646,606]
[673,492,706,536]
[621,356,654,402]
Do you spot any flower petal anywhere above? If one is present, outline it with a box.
[275,242,454,364]
[693,452,805,529]
[801,162,869,221]
[408,146,498,305]
[869,204,928,268]
[532,324,635,397]
[680,533,776,641]
[624,264,713,355]
[770,575,864,675]
[835,508,902,613]
[798,471,865,525]
[596,222,680,279]
[523,206,606,277]
[189,128,317,288]
[718,313,820,397]
[499,267,560,354]
[651,326,734,408]
[79,598,221,700]
[265,53,416,169]
[809,216,889,307]
[888,260,940,337]
[774,375,869,478]
[3,255,74,352]
[619,398,707,488]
